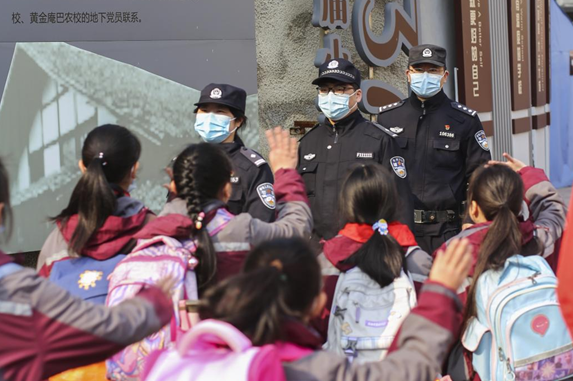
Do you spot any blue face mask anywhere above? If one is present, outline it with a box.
[318,91,357,121]
[409,72,444,98]
[194,113,237,144]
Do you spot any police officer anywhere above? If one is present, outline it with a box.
[377,44,491,254]
[194,83,275,222]
[298,59,414,243]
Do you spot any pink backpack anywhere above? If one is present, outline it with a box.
[105,208,233,380]
[141,320,286,381]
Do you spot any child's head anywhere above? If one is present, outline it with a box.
[199,238,325,346]
[54,125,141,254]
[0,158,12,240]
[171,143,233,289]
[463,164,525,326]
[339,164,404,287]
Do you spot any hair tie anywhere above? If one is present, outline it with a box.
[96,152,107,166]
[195,212,205,230]
[269,259,288,282]
[372,219,389,236]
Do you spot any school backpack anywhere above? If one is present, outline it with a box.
[462,255,573,381]
[49,255,126,305]
[324,268,417,363]
[141,319,286,381]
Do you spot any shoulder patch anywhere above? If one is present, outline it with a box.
[240,148,267,167]
[451,102,478,117]
[378,100,405,114]
[390,156,407,178]
[371,122,399,138]
[256,183,276,210]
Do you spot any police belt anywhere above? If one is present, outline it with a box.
[414,209,458,224]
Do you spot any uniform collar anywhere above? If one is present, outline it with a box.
[322,109,366,135]
[408,89,447,111]
[220,135,245,155]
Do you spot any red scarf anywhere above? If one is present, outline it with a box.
[338,221,418,247]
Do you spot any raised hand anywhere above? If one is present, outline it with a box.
[265,126,298,173]
[487,152,526,172]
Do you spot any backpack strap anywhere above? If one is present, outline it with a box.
[132,235,183,252]
[177,319,252,356]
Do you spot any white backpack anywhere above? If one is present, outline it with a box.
[324,268,417,363]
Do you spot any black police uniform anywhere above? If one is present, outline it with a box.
[194,83,276,223]
[298,58,414,242]
[377,45,491,254]
[222,136,275,222]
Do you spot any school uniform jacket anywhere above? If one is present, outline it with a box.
[280,281,463,381]
[436,166,567,302]
[0,251,172,381]
[133,168,312,282]
[297,110,414,241]
[37,196,154,277]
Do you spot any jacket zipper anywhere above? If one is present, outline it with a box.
[333,126,339,144]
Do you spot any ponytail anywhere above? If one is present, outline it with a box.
[342,232,405,287]
[53,125,141,255]
[462,165,524,330]
[199,238,321,346]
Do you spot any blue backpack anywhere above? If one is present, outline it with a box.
[462,255,573,381]
[49,255,126,304]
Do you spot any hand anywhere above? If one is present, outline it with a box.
[265,126,298,173]
[155,276,178,299]
[162,167,174,191]
[487,153,526,172]
[429,238,472,290]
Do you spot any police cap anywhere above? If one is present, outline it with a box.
[312,59,361,87]
[408,44,447,68]
[194,83,247,114]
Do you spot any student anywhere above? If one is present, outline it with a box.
[194,83,275,222]
[196,236,471,381]
[133,126,312,286]
[0,158,173,381]
[435,153,567,302]
[315,163,432,340]
[37,124,153,279]
[440,155,567,380]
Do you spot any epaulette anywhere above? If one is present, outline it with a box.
[371,122,399,138]
[378,100,405,114]
[451,101,478,117]
[240,148,267,167]
[298,123,321,142]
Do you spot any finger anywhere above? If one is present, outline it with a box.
[450,239,470,269]
[502,152,515,163]
[266,128,278,151]
[441,239,459,263]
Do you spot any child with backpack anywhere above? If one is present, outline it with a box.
[0,158,174,381]
[315,163,432,359]
[143,236,472,381]
[441,155,570,381]
[105,126,312,380]
[37,124,153,292]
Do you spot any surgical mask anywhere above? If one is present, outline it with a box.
[127,179,137,194]
[409,72,444,98]
[194,113,237,144]
[318,91,357,121]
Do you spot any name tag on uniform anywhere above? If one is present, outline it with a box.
[356,152,373,159]
[439,131,455,139]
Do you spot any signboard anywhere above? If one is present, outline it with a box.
[530,0,551,129]
[508,0,532,134]
[454,0,494,135]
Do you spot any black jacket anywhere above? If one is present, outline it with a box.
[297,110,414,241]
[221,137,276,222]
[377,90,492,235]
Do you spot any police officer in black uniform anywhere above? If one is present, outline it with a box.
[298,59,414,243]
[194,83,275,222]
[377,44,491,254]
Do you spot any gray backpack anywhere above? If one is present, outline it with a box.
[324,268,417,363]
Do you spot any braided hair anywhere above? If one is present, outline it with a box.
[172,143,233,291]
